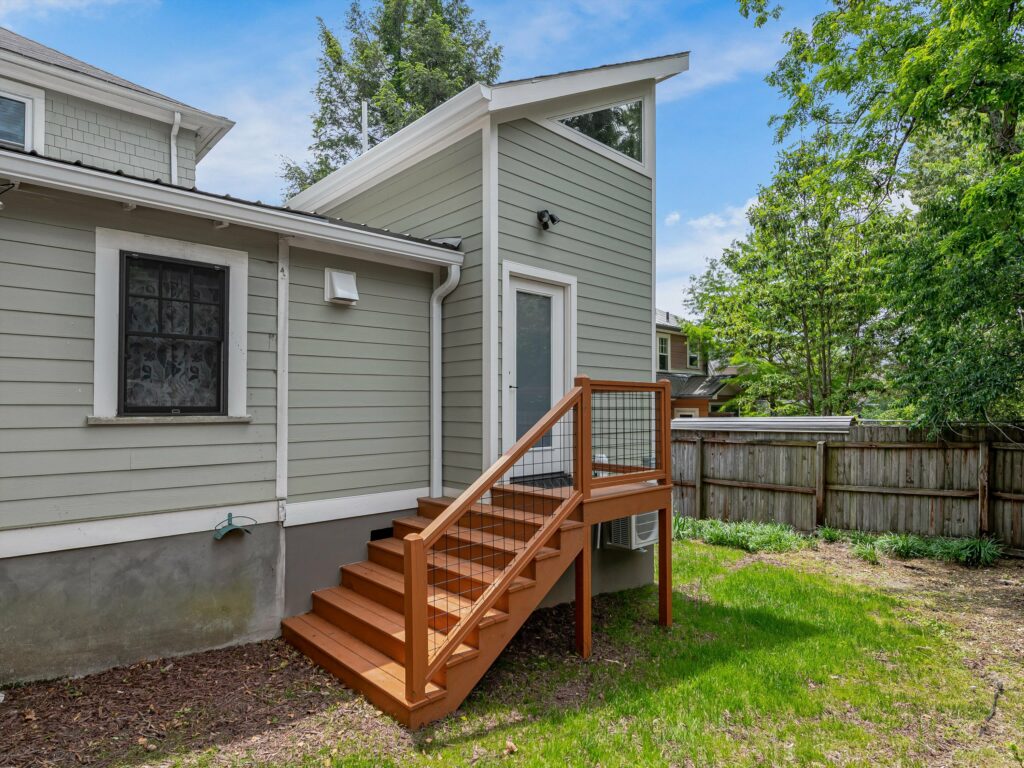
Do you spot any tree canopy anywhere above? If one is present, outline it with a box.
[282,0,501,195]
[688,0,1023,425]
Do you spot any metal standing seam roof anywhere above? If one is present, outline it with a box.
[657,372,733,399]
[671,417,856,433]
[0,26,222,117]
[0,146,461,252]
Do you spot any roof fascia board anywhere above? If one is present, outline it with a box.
[288,84,490,212]
[0,53,233,161]
[488,53,688,112]
[0,151,462,268]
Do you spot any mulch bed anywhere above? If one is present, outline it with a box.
[0,640,362,767]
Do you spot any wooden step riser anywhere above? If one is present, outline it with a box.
[392,523,518,569]
[281,621,418,727]
[312,592,406,667]
[368,543,539,600]
[490,489,564,515]
[340,566,490,642]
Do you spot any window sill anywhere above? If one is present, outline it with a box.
[86,415,253,426]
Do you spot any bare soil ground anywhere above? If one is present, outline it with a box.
[1,546,1021,768]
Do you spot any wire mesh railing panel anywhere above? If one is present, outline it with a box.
[590,389,660,482]
[424,403,578,659]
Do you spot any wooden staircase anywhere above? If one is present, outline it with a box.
[283,377,674,729]
[282,486,586,727]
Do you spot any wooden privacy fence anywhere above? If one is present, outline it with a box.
[671,423,1024,555]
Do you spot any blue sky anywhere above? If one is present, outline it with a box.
[0,0,824,315]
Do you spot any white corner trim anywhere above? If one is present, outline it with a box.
[648,82,658,381]
[482,118,500,467]
[0,76,45,153]
[0,500,279,559]
[276,237,290,500]
[92,228,249,419]
[500,261,578,453]
[283,487,430,527]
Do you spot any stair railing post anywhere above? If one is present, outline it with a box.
[574,375,592,501]
[403,533,428,703]
[658,380,672,485]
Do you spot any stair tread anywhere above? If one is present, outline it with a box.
[369,537,535,593]
[420,497,583,531]
[394,515,561,558]
[314,586,478,663]
[282,613,445,703]
[343,560,509,625]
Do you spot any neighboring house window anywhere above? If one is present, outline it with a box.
[120,252,227,415]
[657,335,669,371]
[558,100,643,162]
[92,228,249,422]
[0,78,45,152]
[0,93,28,149]
[688,345,700,368]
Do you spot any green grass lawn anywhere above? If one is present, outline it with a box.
[244,540,1018,768]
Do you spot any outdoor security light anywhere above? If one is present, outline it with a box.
[537,209,561,230]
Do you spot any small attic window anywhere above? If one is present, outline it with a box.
[558,100,643,162]
[0,93,28,150]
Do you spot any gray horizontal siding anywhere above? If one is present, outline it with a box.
[0,192,279,530]
[286,248,432,503]
[498,119,653,382]
[326,131,484,490]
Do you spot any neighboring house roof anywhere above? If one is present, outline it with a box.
[0,146,462,268]
[655,308,685,331]
[0,27,233,161]
[657,372,734,400]
[671,416,856,433]
[288,51,690,213]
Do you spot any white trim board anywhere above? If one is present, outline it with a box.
[0,150,462,270]
[275,237,290,501]
[92,228,250,419]
[0,500,279,559]
[500,261,578,454]
[0,76,45,153]
[283,487,430,527]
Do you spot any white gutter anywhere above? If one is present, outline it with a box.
[0,150,462,269]
[429,265,461,496]
[169,111,181,185]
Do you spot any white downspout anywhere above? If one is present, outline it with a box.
[169,111,181,185]
[430,265,461,497]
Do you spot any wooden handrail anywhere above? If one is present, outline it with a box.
[403,375,672,702]
[424,490,583,682]
[417,386,583,550]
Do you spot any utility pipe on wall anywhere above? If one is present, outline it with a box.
[169,111,181,185]
[430,265,461,497]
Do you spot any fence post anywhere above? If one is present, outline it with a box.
[403,533,428,703]
[694,436,704,519]
[978,440,991,536]
[815,441,827,529]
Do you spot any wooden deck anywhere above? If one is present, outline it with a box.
[283,377,673,728]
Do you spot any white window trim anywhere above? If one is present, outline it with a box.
[538,92,654,175]
[674,407,700,418]
[92,228,249,420]
[657,333,670,370]
[0,76,45,152]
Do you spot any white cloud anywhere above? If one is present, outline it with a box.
[656,197,755,317]
[663,210,681,226]
[195,88,313,204]
[657,36,782,102]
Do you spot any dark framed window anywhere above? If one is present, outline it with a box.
[558,100,643,162]
[118,251,228,415]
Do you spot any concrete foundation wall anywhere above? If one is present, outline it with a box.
[0,523,283,684]
[284,511,409,616]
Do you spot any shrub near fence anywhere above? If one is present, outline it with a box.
[671,422,1024,556]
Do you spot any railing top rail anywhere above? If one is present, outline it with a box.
[589,379,671,392]
[416,385,583,550]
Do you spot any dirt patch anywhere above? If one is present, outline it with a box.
[0,640,409,767]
